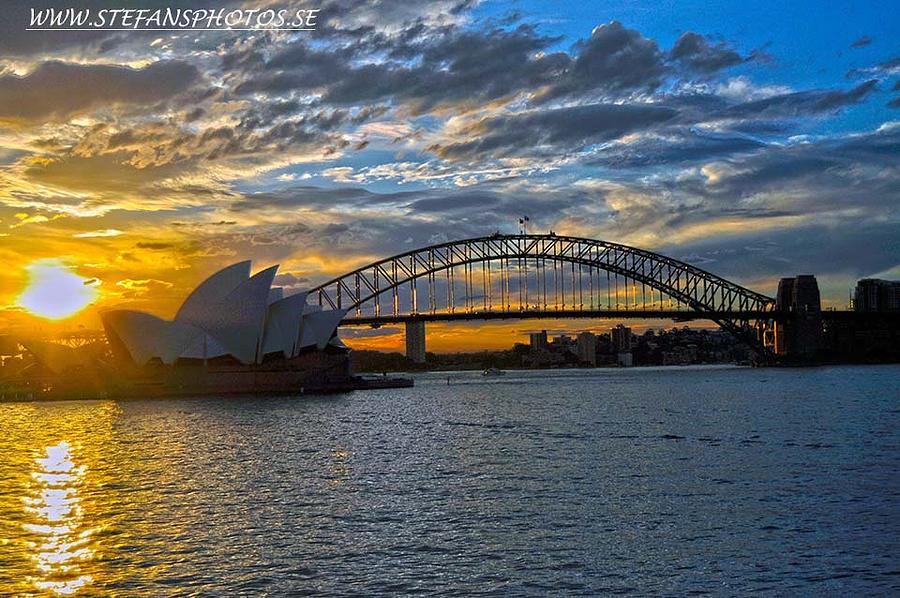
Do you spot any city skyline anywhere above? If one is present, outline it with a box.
[1,0,898,352]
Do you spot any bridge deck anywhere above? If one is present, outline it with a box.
[340,310,890,326]
[341,309,777,326]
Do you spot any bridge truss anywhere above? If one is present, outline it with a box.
[310,234,777,350]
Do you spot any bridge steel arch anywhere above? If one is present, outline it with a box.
[310,234,777,350]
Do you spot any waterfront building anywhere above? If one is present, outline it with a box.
[854,279,900,312]
[552,334,575,351]
[611,325,633,367]
[48,260,358,396]
[575,332,597,366]
[611,325,632,352]
[405,320,426,363]
[529,330,548,352]
[101,261,347,366]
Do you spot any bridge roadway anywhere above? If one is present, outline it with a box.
[340,309,778,326]
[340,310,879,327]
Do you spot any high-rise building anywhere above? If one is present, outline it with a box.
[529,330,548,352]
[854,279,900,312]
[611,325,632,352]
[575,332,597,365]
[405,320,426,363]
[611,325,633,367]
[553,334,574,349]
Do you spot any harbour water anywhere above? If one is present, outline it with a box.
[1,365,898,595]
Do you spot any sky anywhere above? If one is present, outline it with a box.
[0,0,897,351]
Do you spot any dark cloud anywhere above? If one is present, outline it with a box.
[566,124,900,268]
[847,56,900,78]
[724,119,794,136]
[340,327,403,339]
[233,21,669,113]
[588,129,766,168]
[229,186,416,212]
[689,125,900,211]
[671,32,744,73]
[221,183,592,262]
[723,79,878,118]
[135,242,176,250]
[314,0,475,38]
[233,43,354,95]
[237,25,568,112]
[266,186,574,226]
[538,21,665,101]
[171,220,236,228]
[889,97,900,109]
[410,193,501,213]
[565,21,664,92]
[850,35,873,48]
[667,221,900,282]
[184,107,206,122]
[273,272,311,288]
[431,103,678,161]
[813,79,880,109]
[32,106,355,184]
[0,60,200,122]
[799,124,899,161]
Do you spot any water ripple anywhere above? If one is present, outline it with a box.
[0,365,897,595]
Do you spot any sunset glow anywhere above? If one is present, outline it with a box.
[0,1,895,350]
[17,261,98,320]
[0,3,897,595]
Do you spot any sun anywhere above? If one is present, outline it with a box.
[17,260,99,320]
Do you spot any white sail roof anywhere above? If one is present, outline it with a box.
[261,291,308,358]
[298,303,320,347]
[179,332,228,360]
[299,309,347,350]
[197,265,279,364]
[101,310,201,365]
[175,260,251,326]
[101,261,348,367]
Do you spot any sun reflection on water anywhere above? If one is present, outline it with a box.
[329,449,353,488]
[23,441,95,596]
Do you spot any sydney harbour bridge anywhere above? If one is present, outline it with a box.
[309,233,786,359]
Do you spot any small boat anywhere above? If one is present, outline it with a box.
[482,367,506,376]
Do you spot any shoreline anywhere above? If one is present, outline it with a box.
[0,375,413,404]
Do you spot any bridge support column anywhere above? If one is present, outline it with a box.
[405,320,426,363]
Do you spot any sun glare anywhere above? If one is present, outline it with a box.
[17,260,98,320]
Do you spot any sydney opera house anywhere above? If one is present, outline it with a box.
[96,261,355,396]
